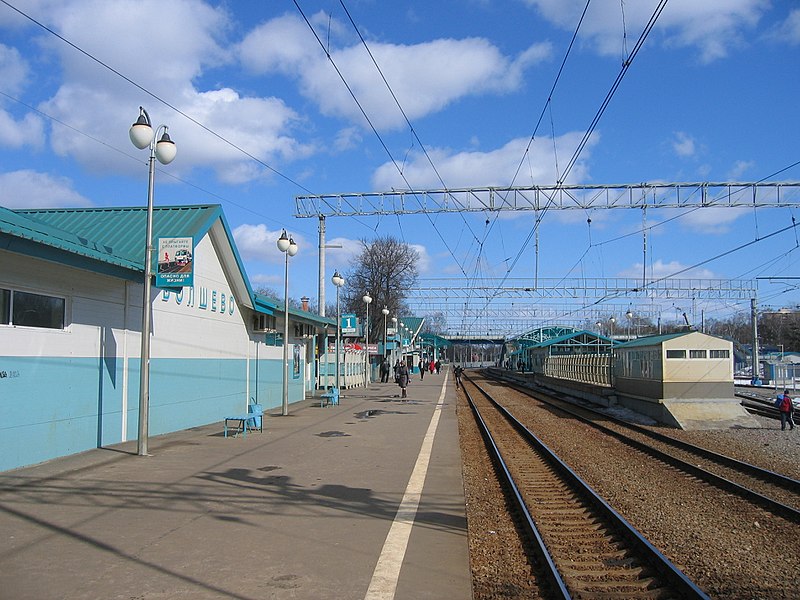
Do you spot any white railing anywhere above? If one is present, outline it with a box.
[543,354,612,387]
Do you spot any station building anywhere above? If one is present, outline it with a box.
[0,204,334,472]
[501,326,756,429]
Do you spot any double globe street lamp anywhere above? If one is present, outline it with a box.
[332,271,345,389]
[391,316,398,367]
[381,306,389,367]
[277,231,298,416]
[362,294,372,387]
[129,107,176,457]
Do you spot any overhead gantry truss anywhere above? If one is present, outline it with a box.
[295,181,800,217]
[410,302,664,320]
[298,182,784,338]
[408,278,756,301]
[406,278,756,338]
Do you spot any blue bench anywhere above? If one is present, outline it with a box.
[224,402,263,438]
[320,387,339,407]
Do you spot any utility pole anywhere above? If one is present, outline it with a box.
[751,297,761,386]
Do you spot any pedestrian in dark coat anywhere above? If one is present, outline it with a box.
[453,365,463,389]
[380,359,390,383]
[397,362,410,399]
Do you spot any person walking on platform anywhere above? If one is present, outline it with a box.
[418,359,425,380]
[778,389,795,430]
[380,358,390,383]
[435,359,441,374]
[453,364,463,389]
[397,362,410,399]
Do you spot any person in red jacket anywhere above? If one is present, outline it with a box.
[778,390,795,431]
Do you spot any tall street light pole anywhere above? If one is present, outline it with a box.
[332,271,345,389]
[362,293,372,388]
[382,306,389,363]
[391,316,398,367]
[277,230,298,416]
[129,107,176,457]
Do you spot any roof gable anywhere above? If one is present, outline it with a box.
[14,205,222,267]
[617,331,693,348]
[4,204,259,310]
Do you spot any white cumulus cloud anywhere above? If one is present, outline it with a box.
[239,12,551,131]
[524,0,767,63]
[672,132,696,158]
[371,131,597,190]
[0,170,92,208]
[233,223,307,264]
[618,258,717,279]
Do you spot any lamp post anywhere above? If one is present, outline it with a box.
[382,306,389,362]
[609,316,616,339]
[391,316,398,366]
[332,271,345,389]
[362,294,372,387]
[626,308,633,339]
[277,230,298,416]
[129,107,176,457]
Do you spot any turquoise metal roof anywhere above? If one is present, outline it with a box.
[0,205,140,271]
[531,329,614,348]
[3,204,266,312]
[398,316,424,336]
[419,332,453,348]
[14,205,222,269]
[254,293,336,327]
[511,325,583,346]
[616,331,692,348]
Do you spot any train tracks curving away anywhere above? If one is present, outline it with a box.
[457,370,800,599]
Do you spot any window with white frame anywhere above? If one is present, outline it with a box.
[1,287,66,329]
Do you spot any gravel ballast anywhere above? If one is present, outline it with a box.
[457,378,800,599]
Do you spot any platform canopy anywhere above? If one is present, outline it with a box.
[505,326,614,357]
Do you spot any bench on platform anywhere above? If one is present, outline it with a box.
[224,402,263,438]
[320,387,339,407]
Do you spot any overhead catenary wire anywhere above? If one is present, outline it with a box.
[0,0,316,198]
[470,0,670,326]
[293,0,479,281]
[335,0,483,279]
[461,0,595,334]
[0,89,316,236]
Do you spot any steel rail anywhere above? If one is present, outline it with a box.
[463,385,571,599]
[463,374,710,599]
[484,369,800,523]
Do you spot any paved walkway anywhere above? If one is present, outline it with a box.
[0,371,471,599]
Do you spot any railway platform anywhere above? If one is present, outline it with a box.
[0,370,471,600]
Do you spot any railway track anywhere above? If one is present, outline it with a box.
[461,377,709,599]
[482,369,800,521]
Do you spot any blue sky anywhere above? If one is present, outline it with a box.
[1,0,799,334]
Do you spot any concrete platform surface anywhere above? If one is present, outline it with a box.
[0,372,471,600]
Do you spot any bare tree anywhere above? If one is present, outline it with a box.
[341,236,419,341]
[254,286,302,309]
[422,311,447,335]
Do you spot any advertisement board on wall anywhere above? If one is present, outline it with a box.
[156,237,194,288]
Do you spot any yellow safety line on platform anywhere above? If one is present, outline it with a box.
[363,376,448,600]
